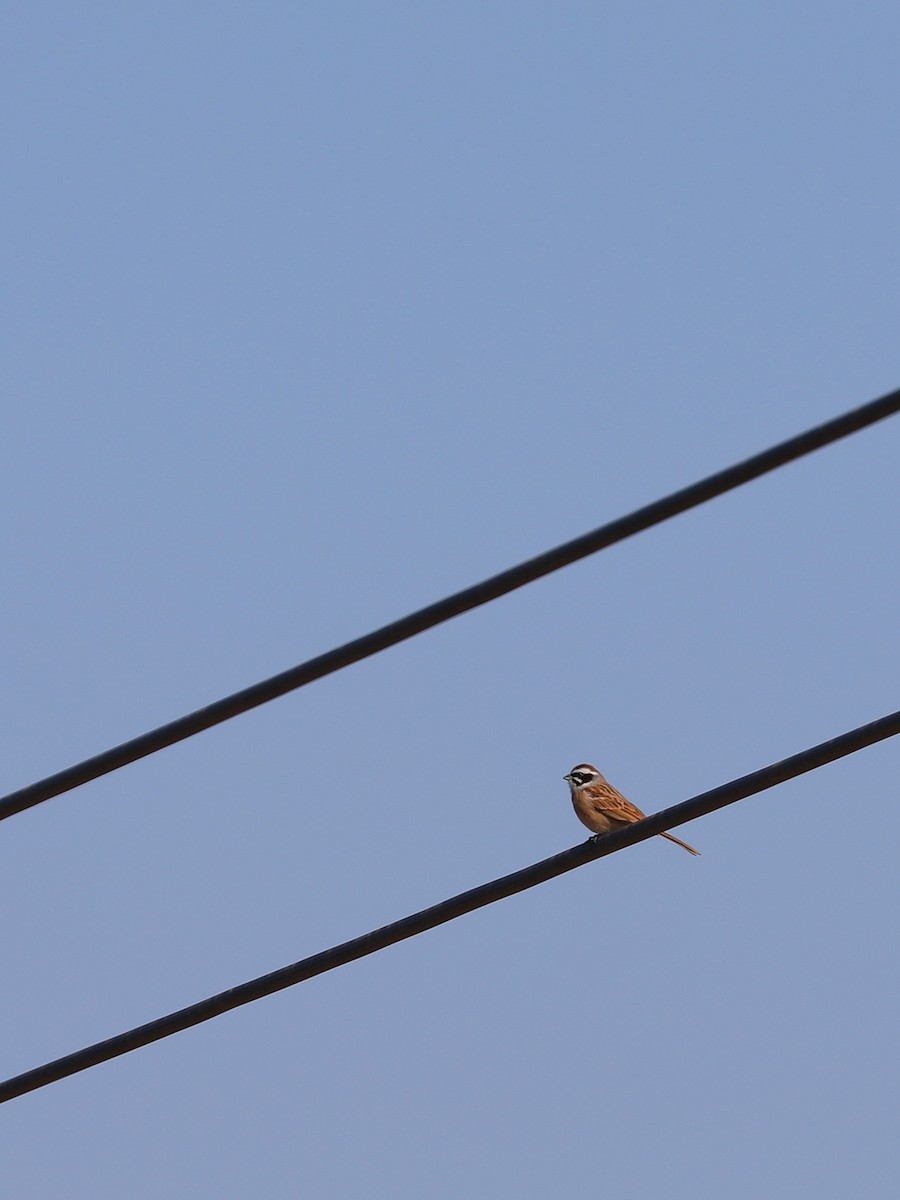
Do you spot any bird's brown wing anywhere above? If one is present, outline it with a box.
[592,785,647,824]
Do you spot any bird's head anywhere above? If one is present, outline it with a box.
[564,764,600,789]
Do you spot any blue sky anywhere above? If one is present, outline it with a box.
[3,4,899,1196]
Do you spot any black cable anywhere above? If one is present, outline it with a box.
[2,388,899,826]
[2,709,896,1104]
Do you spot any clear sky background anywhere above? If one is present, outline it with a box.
[3,4,899,1197]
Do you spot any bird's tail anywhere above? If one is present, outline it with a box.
[660,831,700,855]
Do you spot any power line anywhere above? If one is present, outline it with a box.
[3,389,899,827]
[2,708,896,1104]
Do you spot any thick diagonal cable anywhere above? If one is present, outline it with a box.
[1,709,896,1104]
[3,387,899,826]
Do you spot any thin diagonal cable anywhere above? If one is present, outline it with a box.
[2,709,896,1104]
[2,387,899,827]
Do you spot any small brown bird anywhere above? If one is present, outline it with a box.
[564,763,700,855]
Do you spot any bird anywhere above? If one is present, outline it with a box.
[563,763,700,855]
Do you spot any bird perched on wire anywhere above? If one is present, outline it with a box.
[564,763,700,855]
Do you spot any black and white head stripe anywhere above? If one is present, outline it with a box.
[565,764,599,787]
